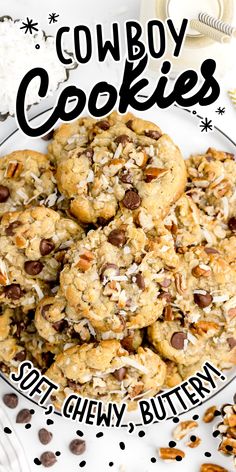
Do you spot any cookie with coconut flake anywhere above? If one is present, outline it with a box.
[60,212,179,333]
[186,148,236,239]
[0,150,58,216]
[45,340,166,407]
[148,244,236,369]
[55,113,186,224]
[35,290,144,348]
[48,111,134,163]
[0,206,83,311]
[0,305,65,375]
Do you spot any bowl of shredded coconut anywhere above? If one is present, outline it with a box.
[0,16,77,120]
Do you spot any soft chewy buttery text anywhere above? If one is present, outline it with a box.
[10,362,226,427]
[16,20,220,137]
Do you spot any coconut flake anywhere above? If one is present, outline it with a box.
[32,284,44,300]
[120,356,148,374]
[213,295,229,303]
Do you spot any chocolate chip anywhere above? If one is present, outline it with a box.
[160,278,171,288]
[40,239,55,256]
[14,349,26,362]
[113,367,127,381]
[108,229,126,248]
[170,332,187,350]
[204,247,219,255]
[24,261,44,276]
[41,304,52,319]
[96,120,110,130]
[122,189,141,210]
[42,351,55,368]
[3,393,18,409]
[4,284,22,300]
[158,292,172,303]
[0,185,10,202]
[69,439,86,455]
[228,217,236,232]
[134,273,145,290]
[194,291,213,308]
[114,135,131,146]
[40,451,57,468]
[41,130,54,141]
[126,120,133,130]
[227,337,236,350]
[5,221,21,236]
[145,130,162,140]
[52,319,68,333]
[120,170,132,184]
[16,408,32,423]
[38,428,53,445]
[100,263,120,282]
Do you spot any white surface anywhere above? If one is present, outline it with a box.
[0,1,236,471]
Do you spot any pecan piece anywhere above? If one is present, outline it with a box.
[200,464,228,472]
[173,420,198,440]
[203,406,217,423]
[6,161,23,178]
[159,447,185,461]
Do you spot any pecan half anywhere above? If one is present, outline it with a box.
[6,161,23,178]
[159,447,185,461]
[173,420,198,440]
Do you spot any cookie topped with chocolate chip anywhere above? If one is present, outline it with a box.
[0,150,57,216]
[0,206,84,310]
[55,112,186,224]
[60,212,179,334]
[46,340,166,408]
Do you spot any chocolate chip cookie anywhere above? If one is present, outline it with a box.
[55,112,186,224]
[46,340,166,407]
[60,212,179,334]
[0,206,83,311]
[0,150,57,216]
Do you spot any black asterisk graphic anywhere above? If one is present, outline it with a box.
[216,107,226,115]
[48,13,59,24]
[20,17,39,34]
[199,117,213,133]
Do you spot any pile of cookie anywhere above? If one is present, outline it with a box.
[0,112,235,408]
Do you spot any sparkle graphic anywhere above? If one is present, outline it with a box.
[48,13,59,24]
[199,117,213,133]
[216,106,226,115]
[20,17,39,34]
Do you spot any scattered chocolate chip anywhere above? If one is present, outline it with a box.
[0,185,10,202]
[4,284,22,300]
[38,428,53,445]
[204,247,219,255]
[3,393,18,409]
[227,337,236,350]
[194,291,213,308]
[96,120,110,130]
[41,130,54,141]
[170,332,187,350]
[120,170,132,184]
[16,408,32,424]
[108,229,126,248]
[14,349,26,362]
[113,367,127,381]
[52,319,68,333]
[40,239,55,256]
[228,216,236,232]
[122,189,141,210]
[114,135,131,146]
[5,221,21,236]
[40,451,57,468]
[24,261,44,276]
[134,273,145,290]
[145,130,162,140]
[69,439,86,455]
